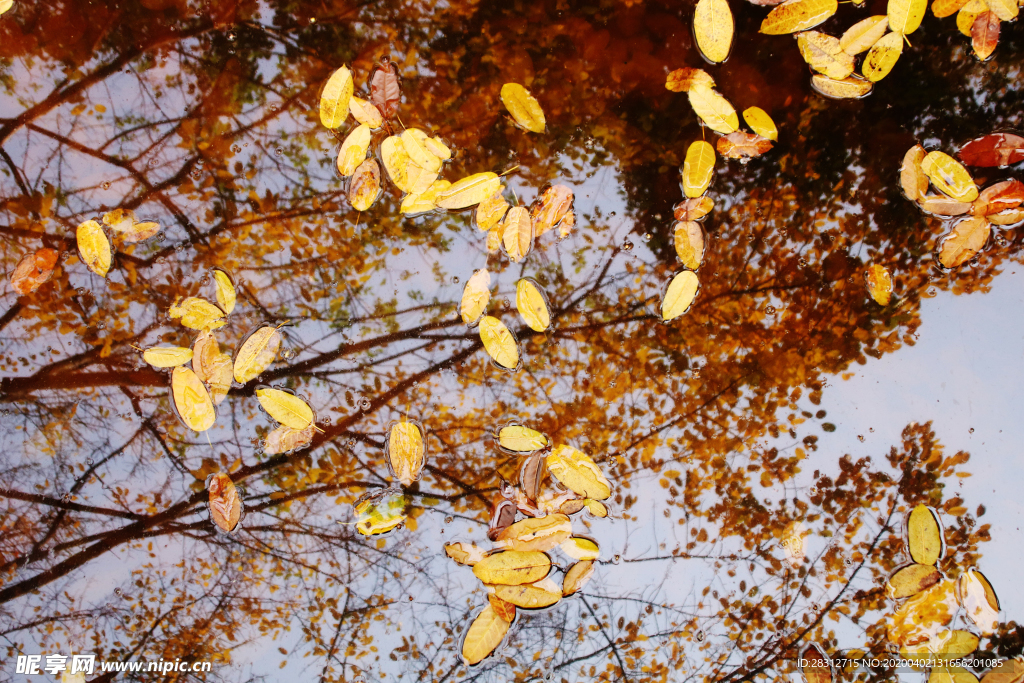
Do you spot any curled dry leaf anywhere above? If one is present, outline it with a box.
[516,279,550,332]
[801,644,833,683]
[472,550,551,585]
[674,196,715,221]
[460,268,491,325]
[694,0,734,63]
[499,424,548,452]
[400,179,451,215]
[387,421,425,487]
[488,595,517,623]
[674,221,706,270]
[143,346,193,368]
[546,444,611,500]
[319,66,353,129]
[742,107,778,141]
[476,187,509,230]
[922,151,979,202]
[665,67,716,92]
[957,569,1000,634]
[502,206,533,263]
[908,504,943,565]
[348,158,382,211]
[811,75,873,99]
[887,563,942,598]
[444,542,487,566]
[972,179,1024,216]
[489,497,518,541]
[688,84,739,134]
[798,31,855,80]
[921,195,972,216]
[354,488,406,536]
[437,172,501,210]
[889,0,928,34]
[760,0,839,34]
[561,537,600,561]
[488,582,562,609]
[682,140,716,198]
[256,388,314,430]
[866,264,893,306]
[171,366,216,432]
[840,15,890,54]
[563,560,595,596]
[519,457,546,507]
[496,514,572,552]
[971,12,1000,61]
[169,297,225,331]
[901,145,930,202]
[337,124,372,176]
[585,499,608,517]
[234,325,282,384]
[958,132,1024,167]
[717,131,773,159]
[462,605,510,666]
[264,424,314,455]
[933,0,970,16]
[988,207,1024,225]
[76,219,111,278]
[368,58,401,118]
[500,83,546,133]
[348,96,383,128]
[212,269,236,315]
[478,315,519,369]
[863,31,903,82]
[10,248,58,295]
[531,184,574,237]
[662,270,700,321]
[207,473,241,532]
[939,216,990,268]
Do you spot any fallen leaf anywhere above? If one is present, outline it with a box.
[354,488,406,536]
[932,0,970,16]
[662,270,700,321]
[479,316,519,369]
[0,0,12,16]
[488,582,562,609]
[889,0,928,34]
[121,220,160,244]
[10,248,58,295]
[559,498,586,515]
[908,504,943,565]
[502,206,533,263]
[985,0,1018,20]
[368,58,401,118]
[546,444,611,500]
[531,184,574,237]
[798,31,855,79]
[958,132,1024,167]
[381,136,437,195]
[810,74,873,99]
[520,452,546,502]
[256,388,314,430]
[169,297,225,331]
[444,542,487,566]
[674,196,715,221]
[863,31,903,82]
[462,605,510,665]
[476,187,510,230]
[921,195,972,216]
[76,219,111,278]
[674,221,706,270]
[387,421,425,487]
[233,325,282,384]
[988,207,1024,225]
[971,11,1000,60]
[840,15,891,53]
[682,140,716,198]
[957,7,981,34]
[264,424,314,455]
[337,124,372,176]
[400,128,444,174]
[473,550,551,585]
[496,514,572,552]
[423,136,452,160]
[319,65,353,129]
[192,331,221,382]
[559,210,576,238]
[978,659,1024,683]
[931,668,982,683]
[206,356,232,406]
[717,131,773,159]
[957,569,1000,634]
[489,497,518,541]
[348,158,382,211]
[171,366,216,432]
[488,595,516,623]
[585,499,609,517]
[500,83,546,133]
[144,346,193,368]
[516,279,550,332]
[900,145,930,202]
[562,560,595,596]
[665,67,716,92]
[102,209,159,243]
[801,644,833,683]
[866,263,893,305]
[922,151,979,202]
[560,537,600,560]
[400,179,451,215]
[939,216,991,268]
[906,630,980,661]
[760,0,839,34]
[888,579,958,647]
[212,269,236,315]
[348,96,383,128]
[499,425,549,452]
[688,84,739,134]
[486,226,503,253]
[437,172,502,210]
[694,0,734,63]
[742,106,778,141]
[461,269,491,325]
[887,564,943,598]
[207,473,241,532]
[971,179,1024,215]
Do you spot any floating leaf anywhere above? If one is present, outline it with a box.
[368,58,401,118]
[496,514,573,552]
[889,0,928,34]
[742,107,778,141]
[337,124,372,177]
[546,444,611,500]
[957,569,1000,634]
[863,31,903,82]
[717,131,773,159]
[206,356,232,406]
[978,659,1024,683]
[499,425,549,453]
[387,421,425,487]
[810,74,873,99]
[256,388,314,430]
[381,136,433,194]
[561,537,600,561]
[932,0,970,16]
[486,226,503,253]
[319,66,353,129]
[476,187,509,230]
[801,645,833,683]
[665,67,716,92]
[674,196,715,221]
[488,595,516,623]
[516,279,550,332]
[682,140,716,198]
[908,504,943,565]
[500,83,546,133]
[401,128,444,174]
[921,195,972,216]
[489,498,518,541]
[437,172,502,210]
[939,216,990,268]
[585,499,608,517]
[559,210,576,238]
[102,208,160,243]
[662,270,700,321]
[901,145,930,202]
[121,220,160,244]
[212,269,236,315]
[688,84,738,134]
[972,179,1024,216]
[354,488,406,536]
[488,582,562,609]
[888,579,957,646]
[234,325,282,384]
[674,221,706,270]
[171,366,215,432]
[502,206,533,263]
[400,179,451,215]
[957,6,981,34]
[76,219,111,278]
[348,96,383,128]
[0,1,12,16]
[931,668,982,683]
[192,331,221,382]
[144,346,193,368]
[908,630,980,661]
[922,151,978,202]
[10,248,57,295]
[462,605,510,665]
[264,424,314,455]
[988,208,1024,225]
[423,136,452,161]
[207,473,241,532]
[461,268,491,325]
[532,184,574,237]
[169,297,225,331]
[472,550,551,585]
[971,12,1000,60]
[782,521,808,567]
[694,0,734,63]
[958,133,1024,167]
[986,0,1018,20]
[887,564,942,598]
[348,158,382,211]
[520,453,546,502]
[841,15,891,54]
[866,264,893,305]
[445,542,487,566]
[760,0,838,34]
[479,316,519,369]
[563,560,595,596]
[798,31,855,79]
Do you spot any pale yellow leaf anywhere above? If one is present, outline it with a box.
[866,264,893,305]
[476,187,509,230]
[486,225,503,253]
[682,140,716,198]
[76,219,111,278]
[387,421,425,487]
[500,83,546,133]
[516,279,550,331]
[381,136,437,195]
[337,124,372,177]
[863,31,903,82]
[143,346,193,368]
[444,542,487,566]
[742,106,778,141]
[502,206,533,262]
[798,31,855,79]
[496,514,572,552]
[437,172,502,210]
[319,66,353,129]
[688,84,739,134]
[488,582,562,609]
[460,268,491,325]
[498,425,548,452]
[424,136,452,160]
[531,184,574,237]
[400,128,443,174]
[985,0,1017,20]
[256,388,314,430]
[585,499,609,517]
[212,268,236,314]
[674,221,706,269]
[563,560,595,596]
[988,207,1024,225]
[840,15,891,53]
[207,473,241,532]
[121,220,160,243]
[192,331,221,382]
[169,297,226,331]
[662,270,700,321]
[939,216,990,268]
[102,208,135,233]
[462,605,511,665]
[957,569,1000,634]
[233,325,282,384]
[908,504,943,565]
[478,315,519,369]
[922,151,978,201]
[400,179,451,215]
[887,563,942,598]
[546,444,611,500]
[810,74,873,99]
[695,0,734,63]
[264,424,314,455]
[560,537,600,560]
[760,0,839,34]
[922,195,972,216]
[889,0,928,34]
[172,366,216,432]
[901,144,929,202]
[0,1,14,17]
[348,96,383,128]
[206,355,232,406]
[472,550,551,585]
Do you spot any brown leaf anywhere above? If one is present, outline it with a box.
[979,659,1024,683]
[348,158,382,212]
[988,207,1024,225]
[938,216,991,268]
[531,184,574,237]
[958,132,1024,167]
[665,67,715,92]
[801,644,833,683]
[10,248,58,295]
[921,195,973,216]
[674,196,715,221]
[488,595,516,623]
[971,178,1024,216]
[488,497,518,541]
[207,473,241,532]
[971,11,1000,60]
[562,560,595,596]
[368,57,401,118]
[900,145,929,202]
[716,131,773,159]
[519,452,546,503]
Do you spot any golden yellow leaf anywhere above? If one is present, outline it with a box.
[866,264,893,306]
[387,421,425,487]
[472,550,551,585]
[742,106,778,141]
[682,140,716,198]
[348,96,383,128]
[502,206,533,262]
[233,325,282,384]
[674,196,715,221]
[76,219,111,278]
[559,210,576,238]
[212,268,236,315]
[957,6,981,33]
[889,0,928,34]
[171,366,216,432]
[337,124,372,177]
[354,489,406,536]
[906,630,980,661]
[207,473,241,532]
[887,563,942,598]
[400,128,443,174]
[264,424,314,455]
[840,15,891,53]
[932,0,970,17]
[798,31,855,79]
[400,179,452,215]
[0,1,13,16]
[444,542,487,566]
[694,0,734,63]
[674,221,705,269]
[665,67,716,92]
[931,668,982,683]
[488,595,516,623]
[381,136,437,195]
[801,645,833,683]
[319,65,353,129]
[488,582,562,609]
[957,569,1000,634]
[908,504,943,565]
[486,226,503,253]
[688,84,739,134]
[662,270,700,321]
[560,537,600,561]
[985,0,1017,20]
[863,31,903,82]
[476,187,509,230]
[460,268,491,325]
[169,297,226,331]
[461,605,510,665]
[437,172,502,210]
[585,499,609,517]
[101,208,135,233]
[496,514,572,552]
[192,331,220,382]
[939,216,990,268]
[516,279,550,332]
[760,0,838,34]
[563,560,595,596]
[810,74,873,99]
[256,388,314,430]
[206,355,232,406]
[478,316,519,369]
[901,144,929,202]
[143,346,193,368]
[498,425,548,452]
[500,83,546,133]
[546,444,611,500]
[962,0,989,15]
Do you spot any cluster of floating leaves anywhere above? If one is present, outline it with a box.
[931,0,1020,60]
[442,424,610,665]
[349,420,426,536]
[901,134,1024,269]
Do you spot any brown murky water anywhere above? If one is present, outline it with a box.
[1,0,1023,681]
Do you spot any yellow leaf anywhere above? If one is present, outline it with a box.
[675,196,715,221]
[866,264,893,305]
[985,0,1017,20]
[562,560,595,596]
[889,0,928,34]
[233,325,282,384]
[665,67,716,92]
[559,210,576,238]
[76,219,111,278]
[354,489,406,536]
[922,151,978,202]
[400,128,443,174]
[206,355,232,406]
[169,297,226,331]
[500,83,546,133]
[461,605,511,665]
[212,268,236,314]
[900,144,930,202]
[256,388,314,430]
[387,421,425,487]
[348,96,383,128]
[560,537,600,560]
[515,279,550,331]
[488,582,562,609]
[437,172,502,210]
[476,186,509,230]
[488,595,516,622]
[674,221,706,269]
[585,499,609,517]
[957,6,980,34]
[444,542,487,566]
[957,569,1000,634]
[977,659,1024,683]
[760,0,838,34]
[478,316,519,369]
[143,346,193,368]
[171,366,216,432]
[682,140,716,198]
[498,424,548,452]
[662,270,700,321]
[887,564,942,598]
[0,1,13,16]
[264,424,314,455]
[460,268,491,325]
[863,31,903,82]
[496,514,572,552]
[932,0,970,16]
[192,331,221,382]
[742,106,778,141]
[337,124,372,176]
[319,66,353,129]
[531,184,575,237]
[688,84,739,134]
[486,225,503,253]
[472,550,551,585]
[931,668,981,683]
[546,444,611,500]
[423,136,452,160]
[207,473,241,532]
[908,504,943,565]
[400,179,451,215]
[694,0,734,63]
[939,216,991,268]
[121,220,160,243]
[381,137,437,195]
[798,31,856,79]
[101,208,135,233]
[502,206,534,263]
[841,15,891,53]
[810,74,873,99]
[348,158,382,211]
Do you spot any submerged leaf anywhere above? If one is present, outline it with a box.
[10,248,58,295]
[674,196,715,221]
[978,660,1024,683]
[516,279,550,332]
[531,184,574,237]
[462,605,510,665]
[742,107,778,141]
[939,216,990,268]
[563,560,595,596]
[957,7,981,35]
[840,15,891,54]
[887,579,958,646]
[437,172,502,210]
[901,145,930,202]
[144,346,193,368]
[348,96,383,128]
[887,564,942,598]
[674,221,706,270]
[682,140,716,198]
[381,135,437,194]
[337,124,372,177]
[546,444,611,500]
[500,83,546,133]
[971,11,1000,61]
[171,366,216,432]
[264,424,314,455]
[810,75,873,99]
[233,325,282,384]
[559,210,576,238]
[488,595,516,623]
[348,158,382,211]
[76,219,111,278]
[256,388,314,430]
[192,331,221,382]
[488,582,562,609]
[688,84,739,134]
[760,0,839,34]
[212,269,236,315]
[498,425,549,453]
[908,504,943,564]
[717,131,773,159]
[923,151,978,201]
[866,264,893,306]
[387,421,425,487]
[496,514,573,552]
[694,0,734,63]
[662,270,700,321]
[502,206,533,263]
[665,67,716,92]
[932,0,970,16]
[889,0,928,34]
[472,550,551,585]
[461,269,492,325]
[476,187,510,230]
[207,473,241,532]
[863,31,903,82]
[798,31,855,79]
[921,195,972,216]
[169,297,225,331]
[479,316,519,369]
[444,542,487,566]
[958,133,1024,167]
[985,0,1018,20]
[319,66,353,129]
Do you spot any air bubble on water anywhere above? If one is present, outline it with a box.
[503,298,510,309]
[360,399,370,409]
[969,427,974,433]
[227,31,236,41]
[695,630,705,642]
[452,276,459,284]
[275,147,283,156]
[642,233,652,241]
[445,516,453,524]
[101,182,111,190]
[282,348,295,360]
[612,554,621,564]
[622,240,633,251]
[857,435,865,442]
[765,305,776,314]
[232,145,241,153]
